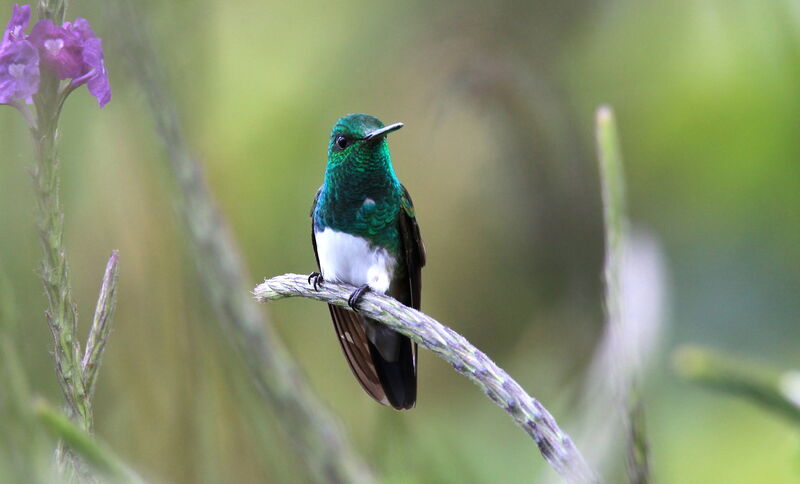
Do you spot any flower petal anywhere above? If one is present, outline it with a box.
[30,18,83,79]
[67,18,95,41]
[82,37,110,107]
[0,39,39,104]
[2,4,31,45]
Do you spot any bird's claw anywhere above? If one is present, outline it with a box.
[347,284,370,311]
[308,272,324,291]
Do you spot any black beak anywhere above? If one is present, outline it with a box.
[362,122,403,142]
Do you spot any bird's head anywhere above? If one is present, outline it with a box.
[326,113,403,167]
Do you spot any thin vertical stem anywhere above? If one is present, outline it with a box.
[37,0,67,23]
[31,67,91,431]
[596,105,651,483]
[30,69,99,482]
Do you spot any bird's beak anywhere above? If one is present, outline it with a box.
[363,122,404,142]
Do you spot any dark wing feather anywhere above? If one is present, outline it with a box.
[398,184,426,310]
[387,184,426,402]
[311,187,389,405]
[328,306,390,405]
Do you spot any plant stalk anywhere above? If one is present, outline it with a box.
[596,105,651,483]
[675,345,800,425]
[103,2,376,482]
[255,273,599,483]
[31,68,91,432]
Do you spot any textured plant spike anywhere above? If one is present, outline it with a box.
[82,251,120,406]
[30,49,92,432]
[254,273,600,483]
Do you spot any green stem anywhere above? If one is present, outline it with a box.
[596,105,651,483]
[674,345,800,425]
[37,0,67,23]
[31,69,91,431]
[30,68,100,483]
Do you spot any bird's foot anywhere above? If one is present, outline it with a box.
[347,284,371,310]
[308,272,324,291]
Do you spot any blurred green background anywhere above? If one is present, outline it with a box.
[2,0,800,482]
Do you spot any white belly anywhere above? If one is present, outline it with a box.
[315,228,395,294]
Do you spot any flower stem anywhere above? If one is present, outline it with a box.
[31,69,92,432]
[37,0,67,24]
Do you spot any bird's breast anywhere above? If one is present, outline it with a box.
[315,228,396,293]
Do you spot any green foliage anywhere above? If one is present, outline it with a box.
[34,400,144,483]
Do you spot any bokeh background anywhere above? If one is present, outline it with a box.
[2,0,800,482]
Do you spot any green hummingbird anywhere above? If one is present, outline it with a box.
[309,113,426,410]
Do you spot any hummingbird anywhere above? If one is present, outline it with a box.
[309,113,426,410]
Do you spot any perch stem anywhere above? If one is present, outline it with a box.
[255,274,599,483]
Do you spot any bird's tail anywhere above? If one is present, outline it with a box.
[367,328,417,410]
[328,305,417,409]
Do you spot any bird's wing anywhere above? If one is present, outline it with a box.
[311,187,390,405]
[398,184,426,310]
[310,187,321,263]
[385,184,426,393]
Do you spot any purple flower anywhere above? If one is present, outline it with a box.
[79,37,110,107]
[0,40,39,103]
[28,16,111,107]
[2,4,30,44]
[66,18,94,41]
[29,19,83,79]
[0,4,38,104]
[0,4,110,107]
[66,19,110,107]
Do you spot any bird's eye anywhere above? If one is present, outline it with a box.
[334,135,350,151]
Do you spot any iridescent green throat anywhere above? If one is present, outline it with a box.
[314,137,403,254]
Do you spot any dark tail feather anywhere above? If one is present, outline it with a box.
[368,333,417,410]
